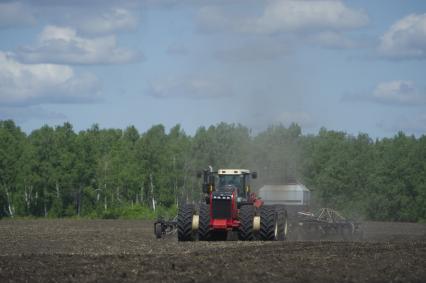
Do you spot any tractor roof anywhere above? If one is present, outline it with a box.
[218,169,250,175]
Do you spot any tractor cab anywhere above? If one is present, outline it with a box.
[200,167,257,207]
[216,169,255,203]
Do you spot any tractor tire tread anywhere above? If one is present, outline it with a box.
[177,204,195,241]
[259,206,277,241]
[198,203,211,241]
[238,205,255,241]
[275,206,287,241]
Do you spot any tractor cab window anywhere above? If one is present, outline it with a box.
[218,175,244,196]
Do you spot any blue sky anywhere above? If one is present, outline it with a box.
[0,0,425,137]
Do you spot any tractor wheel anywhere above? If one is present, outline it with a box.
[198,203,211,241]
[177,204,196,241]
[275,206,288,241]
[238,205,255,241]
[259,206,279,241]
[154,223,162,239]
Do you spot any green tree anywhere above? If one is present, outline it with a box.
[0,120,26,217]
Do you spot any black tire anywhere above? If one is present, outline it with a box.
[177,204,195,241]
[238,205,255,241]
[275,207,288,241]
[259,206,279,241]
[155,223,162,239]
[198,203,211,241]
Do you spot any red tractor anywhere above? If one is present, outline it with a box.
[177,167,288,241]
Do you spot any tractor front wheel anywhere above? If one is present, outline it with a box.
[177,204,196,241]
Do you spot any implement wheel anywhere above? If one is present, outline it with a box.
[198,203,211,241]
[177,204,196,241]
[238,205,255,241]
[259,206,279,241]
[155,222,162,239]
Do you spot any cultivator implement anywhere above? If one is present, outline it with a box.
[294,208,363,240]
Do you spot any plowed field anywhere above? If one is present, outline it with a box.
[0,220,425,282]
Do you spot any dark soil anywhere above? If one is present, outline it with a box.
[0,219,425,282]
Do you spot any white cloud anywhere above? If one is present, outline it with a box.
[196,6,240,33]
[5,2,140,34]
[379,13,426,59]
[0,51,101,106]
[74,8,138,35]
[255,0,369,33]
[0,2,36,28]
[197,0,368,34]
[197,0,368,51]
[343,80,426,106]
[372,81,426,105]
[147,77,231,99]
[16,25,143,65]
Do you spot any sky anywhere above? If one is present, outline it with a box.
[0,0,425,138]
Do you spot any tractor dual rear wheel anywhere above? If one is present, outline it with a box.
[177,204,196,241]
[275,206,288,241]
[259,206,286,241]
[198,203,211,241]
[238,205,255,241]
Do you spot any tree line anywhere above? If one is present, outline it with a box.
[0,120,425,222]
